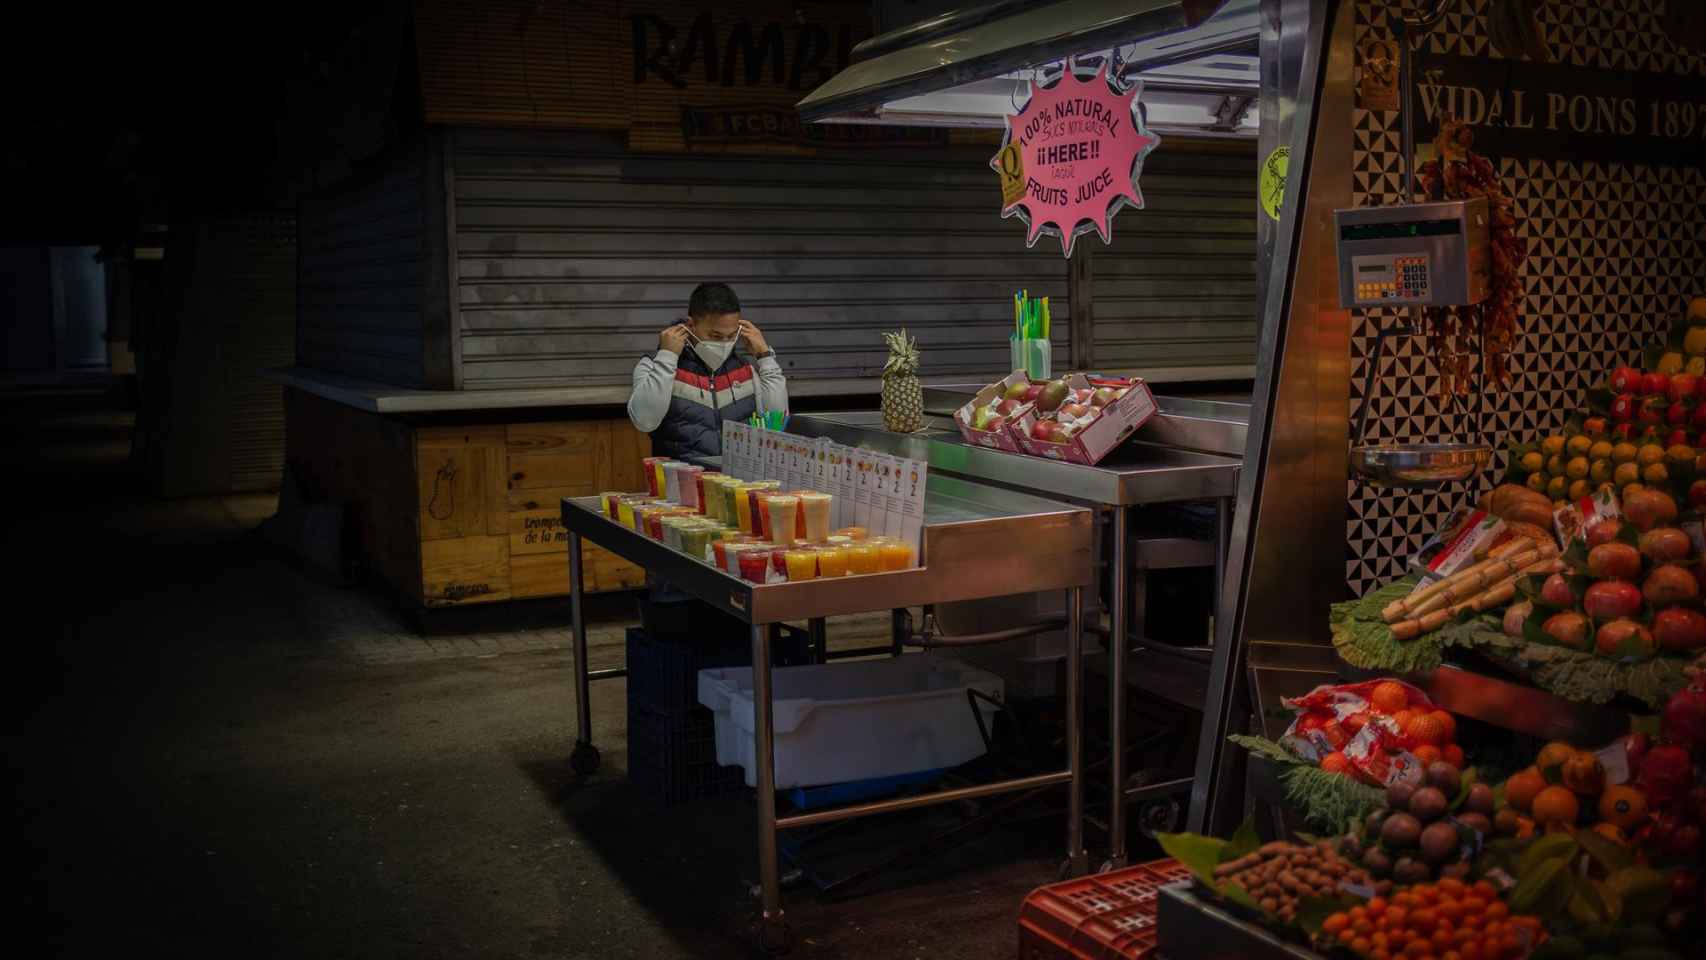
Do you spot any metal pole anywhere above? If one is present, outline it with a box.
[808,617,827,664]
[750,621,785,937]
[1104,508,1129,870]
[1066,585,1087,876]
[777,770,1072,830]
[568,531,599,775]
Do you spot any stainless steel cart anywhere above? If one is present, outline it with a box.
[559,474,1094,944]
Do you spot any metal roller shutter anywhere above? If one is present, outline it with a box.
[1088,147,1257,378]
[450,129,1070,393]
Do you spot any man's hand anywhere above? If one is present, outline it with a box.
[658,322,689,355]
[738,319,771,356]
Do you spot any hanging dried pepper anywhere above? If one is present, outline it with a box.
[1414,116,1525,397]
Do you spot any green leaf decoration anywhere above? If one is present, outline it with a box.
[1604,866,1670,922]
[1224,817,1262,863]
[1518,834,1579,876]
[1616,521,1642,546]
[1566,887,1609,926]
[1280,765,1388,835]
[1450,767,1478,811]
[1220,880,1262,912]
[1434,619,1692,709]
[1229,733,1300,765]
[1157,831,1229,887]
[1574,827,1634,874]
[1330,576,1447,674]
[1509,855,1573,919]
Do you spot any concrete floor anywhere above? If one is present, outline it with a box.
[7,392,1084,959]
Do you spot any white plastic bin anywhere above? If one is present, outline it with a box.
[696,654,1005,789]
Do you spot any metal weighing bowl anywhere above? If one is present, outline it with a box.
[1350,443,1492,488]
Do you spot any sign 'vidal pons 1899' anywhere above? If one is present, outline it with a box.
[990,66,1161,257]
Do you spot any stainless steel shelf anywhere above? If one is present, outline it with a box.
[558,472,1093,625]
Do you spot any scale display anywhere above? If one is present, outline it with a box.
[1333,198,1489,308]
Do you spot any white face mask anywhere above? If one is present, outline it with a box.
[687,329,736,369]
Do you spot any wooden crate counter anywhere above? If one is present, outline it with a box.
[285,387,649,608]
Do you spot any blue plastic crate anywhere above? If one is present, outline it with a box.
[783,768,946,810]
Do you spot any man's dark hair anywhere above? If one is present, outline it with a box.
[688,282,741,318]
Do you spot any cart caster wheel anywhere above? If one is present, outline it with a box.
[569,743,601,776]
[1098,856,1129,874]
[748,869,804,899]
[1137,797,1182,839]
[749,913,791,955]
[1057,853,1089,880]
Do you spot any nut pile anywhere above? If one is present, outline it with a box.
[1212,840,1376,924]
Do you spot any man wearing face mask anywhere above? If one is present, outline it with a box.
[627,282,788,458]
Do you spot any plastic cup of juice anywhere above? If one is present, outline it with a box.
[661,515,690,551]
[642,457,666,497]
[815,543,849,577]
[652,459,671,499]
[798,492,832,542]
[833,526,868,541]
[617,499,638,530]
[683,465,704,511]
[736,546,771,584]
[598,492,622,520]
[784,547,818,581]
[877,537,916,571]
[734,484,757,535]
[662,462,685,504]
[704,475,729,522]
[846,541,881,574]
[771,546,790,578]
[766,496,799,545]
[754,491,775,540]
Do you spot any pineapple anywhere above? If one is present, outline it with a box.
[880,329,924,433]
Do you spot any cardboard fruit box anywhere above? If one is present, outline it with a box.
[1013,374,1158,465]
[952,370,1036,453]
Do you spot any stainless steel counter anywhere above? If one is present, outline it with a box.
[788,411,1241,507]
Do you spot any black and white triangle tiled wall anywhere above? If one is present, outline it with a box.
[1345,0,1706,596]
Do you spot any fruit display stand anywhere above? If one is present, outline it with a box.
[787,405,1242,869]
[559,473,1095,944]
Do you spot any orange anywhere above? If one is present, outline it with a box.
[1443,744,1465,767]
[1321,751,1353,776]
[1415,744,1443,765]
[1536,741,1577,772]
[1592,822,1629,845]
[1598,784,1649,830]
[1405,711,1449,745]
[1514,816,1536,840]
[1430,710,1457,743]
[1531,785,1580,826]
[1562,751,1606,796]
[1372,680,1410,714]
[1503,767,1547,813]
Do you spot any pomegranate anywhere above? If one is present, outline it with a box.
[1639,397,1667,426]
[1540,573,1576,608]
[1639,744,1695,807]
[1616,422,1639,441]
[1586,580,1644,619]
[1596,618,1656,658]
[1669,428,1693,448]
[1644,564,1700,607]
[1543,612,1592,650]
[1653,607,1706,653]
[1612,393,1637,421]
[1694,403,1706,431]
[1586,520,1623,548]
[1623,731,1651,771]
[1671,374,1701,402]
[1669,402,1690,426]
[1641,527,1694,563]
[1691,479,1706,509]
[1660,680,1706,752]
[1611,366,1643,393]
[1623,489,1680,532]
[1589,542,1643,579]
[1646,372,1673,397]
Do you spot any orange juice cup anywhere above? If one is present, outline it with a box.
[766,495,799,545]
[877,537,915,571]
[617,499,638,530]
[846,541,881,574]
[652,460,671,499]
[833,526,868,541]
[815,544,849,577]
[784,547,818,581]
[799,492,832,542]
[733,485,755,535]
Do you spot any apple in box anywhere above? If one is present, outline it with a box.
[1015,374,1155,463]
[955,370,1037,448]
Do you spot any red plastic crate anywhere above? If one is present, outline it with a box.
[1018,858,1194,960]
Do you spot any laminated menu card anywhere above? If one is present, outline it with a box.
[898,458,927,557]
[875,454,902,537]
[852,448,875,530]
[829,443,853,528]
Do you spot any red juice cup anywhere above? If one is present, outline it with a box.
[771,546,788,576]
[753,491,773,540]
[737,547,770,584]
[641,456,666,497]
[691,468,708,514]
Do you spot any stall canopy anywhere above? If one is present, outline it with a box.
[797,0,1256,138]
